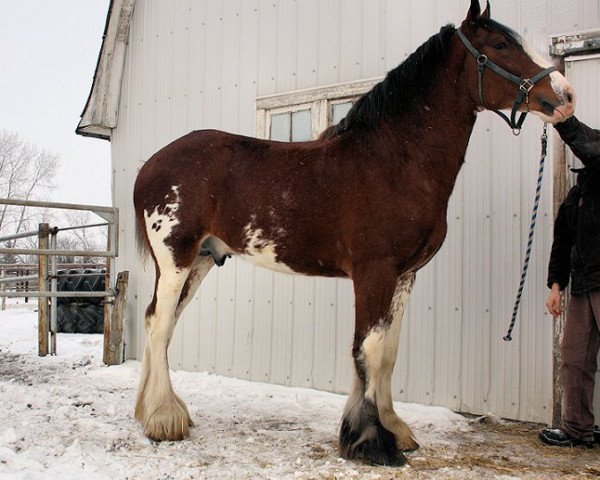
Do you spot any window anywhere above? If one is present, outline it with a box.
[256,78,380,141]
[269,106,312,142]
[330,100,354,127]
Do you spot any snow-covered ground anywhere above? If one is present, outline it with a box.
[0,303,598,480]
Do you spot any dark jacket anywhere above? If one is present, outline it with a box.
[547,116,600,296]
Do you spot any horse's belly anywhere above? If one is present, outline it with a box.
[239,250,299,275]
[205,231,299,275]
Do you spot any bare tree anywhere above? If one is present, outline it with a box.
[0,131,58,263]
[59,210,107,264]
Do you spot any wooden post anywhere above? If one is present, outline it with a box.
[103,271,128,365]
[103,223,113,361]
[38,223,50,357]
[552,314,565,427]
[49,229,58,355]
[25,268,29,303]
[1,269,5,311]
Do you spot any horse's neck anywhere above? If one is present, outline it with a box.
[379,54,477,199]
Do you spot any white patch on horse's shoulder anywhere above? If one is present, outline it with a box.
[240,223,296,274]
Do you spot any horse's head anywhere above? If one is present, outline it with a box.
[459,0,575,127]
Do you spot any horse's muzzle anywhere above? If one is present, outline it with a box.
[550,80,576,123]
[533,81,576,124]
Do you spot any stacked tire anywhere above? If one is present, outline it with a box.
[56,268,106,334]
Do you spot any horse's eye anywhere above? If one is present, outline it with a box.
[494,42,509,50]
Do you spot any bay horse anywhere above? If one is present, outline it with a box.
[133,0,575,466]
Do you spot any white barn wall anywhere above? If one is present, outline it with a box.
[109,0,600,423]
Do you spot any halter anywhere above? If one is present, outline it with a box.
[457,29,556,135]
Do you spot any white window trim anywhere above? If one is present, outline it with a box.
[256,78,381,140]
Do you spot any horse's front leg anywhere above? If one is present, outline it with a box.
[340,262,417,466]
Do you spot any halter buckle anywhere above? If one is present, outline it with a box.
[519,79,534,93]
[477,54,488,66]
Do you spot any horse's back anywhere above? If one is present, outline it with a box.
[134,129,253,210]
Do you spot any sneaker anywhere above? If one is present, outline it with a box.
[539,428,593,447]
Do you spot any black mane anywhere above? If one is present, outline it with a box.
[327,24,457,138]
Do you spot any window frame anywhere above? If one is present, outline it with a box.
[256,78,381,141]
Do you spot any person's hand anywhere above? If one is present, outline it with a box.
[551,112,573,124]
[546,284,563,317]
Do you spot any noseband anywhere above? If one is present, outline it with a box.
[457,29,556,135]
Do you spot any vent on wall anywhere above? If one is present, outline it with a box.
[550,30,600,57]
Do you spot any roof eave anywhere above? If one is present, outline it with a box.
[76,0,136,141]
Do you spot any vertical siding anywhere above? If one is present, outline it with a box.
[111,0,599,423]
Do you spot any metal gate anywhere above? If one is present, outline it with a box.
[0,198,127,365]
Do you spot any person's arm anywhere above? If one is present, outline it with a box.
[554,116,600,171]
[547,200,571,297]
[546,201,571,318]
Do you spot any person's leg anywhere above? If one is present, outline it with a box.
[588,291,600,440]
[561,293,598,442]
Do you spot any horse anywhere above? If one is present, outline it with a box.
[133,0,575,466]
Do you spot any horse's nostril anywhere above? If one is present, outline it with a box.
[566,92,573,103]
[540,101,556,115]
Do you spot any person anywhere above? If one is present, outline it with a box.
[539,115,600,447]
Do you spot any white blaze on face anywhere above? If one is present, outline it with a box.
[515,33,576,119]
[240,220,296,274]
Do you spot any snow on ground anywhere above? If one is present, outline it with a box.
[0,303,598,480]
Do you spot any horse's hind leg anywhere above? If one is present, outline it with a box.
[135,246,212,441]
[174,255,214,319]
[340,263,416,466]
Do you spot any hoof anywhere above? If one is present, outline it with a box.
[399,437,420,452]
[340,418,408,466]
[144,408,191,441]
[138,398,193,441]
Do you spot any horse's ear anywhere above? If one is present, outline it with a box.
[481,1,491,19]
[466,0,481,22]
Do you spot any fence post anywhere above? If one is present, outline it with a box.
[49,228,58,355]
[103,270,128,365]
[552,313,565,427]
[103,222,112,360]
[38,223,50,357]
[1,269,5,311]
[25,268,29,303]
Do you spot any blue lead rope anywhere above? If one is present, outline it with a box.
[504,123,549,342]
